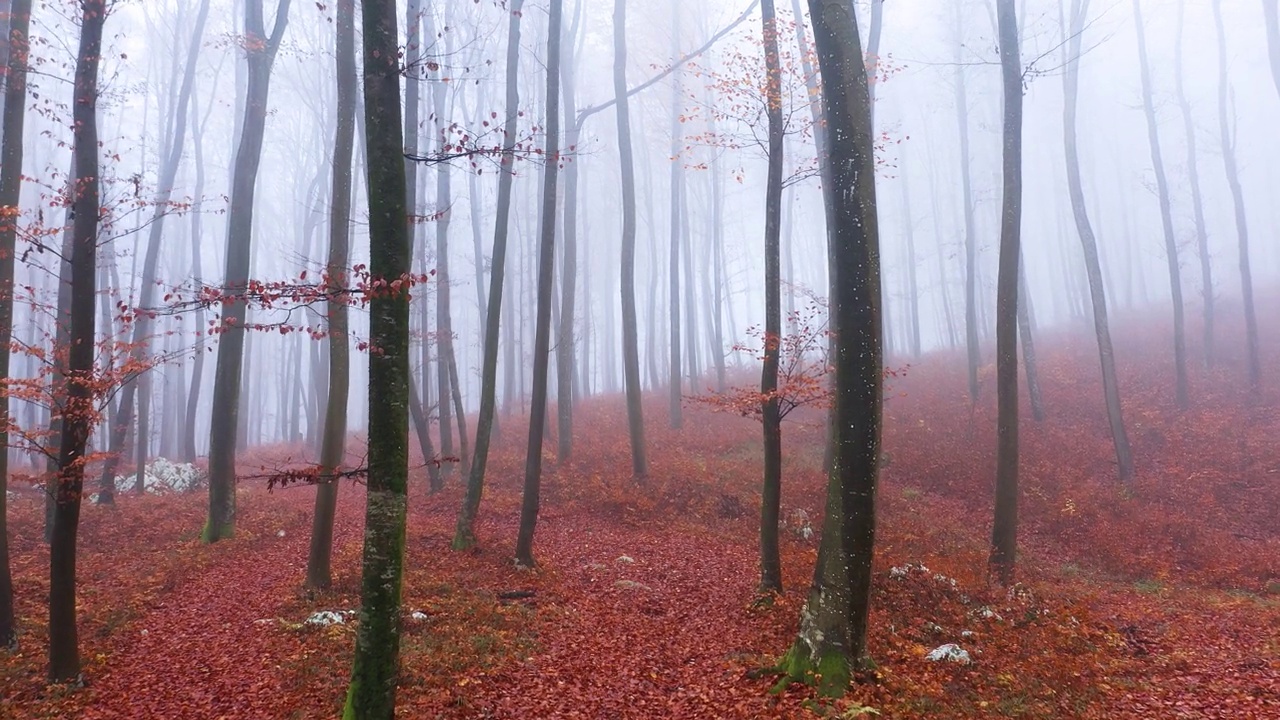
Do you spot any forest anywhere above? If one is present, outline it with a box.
[1,0,1278,717]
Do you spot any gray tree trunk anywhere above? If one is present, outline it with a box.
[1174,1,1213,367]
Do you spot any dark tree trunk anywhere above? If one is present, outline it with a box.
[45,165,76,543]
[615,0,648,479]
[779,0,882,697]
[556,0,584,461]
[515,0,563,569]
[989,0,1022,586]
[0,0,34,652]
[1133,0,1189,409]
[454,0,525,550]
[204,0,292,542]
[1173,1,1213,367]
[1061,0,1134,483]
[954,3,981,403]
[758,0,785,595]
[305,0,354,592]
[50,0,105,682]
[1213,0,1260,389]
[342,0,411,715]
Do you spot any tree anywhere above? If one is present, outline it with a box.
[777,0,882,696]
[614,0,648,479]
[1132,0,1188,409]
[989,0,1022,586]
[342,0,411,714]
[758,0,786,594]
[1173,0,1213,367]
[954,0,981,404]
[98,0,210,504]
[515,0,563,569]
[0,0,34,653]
[204,0,292,542]
[49,0,106,683]
[556,0,584,461]
[1212,0,1260,389]
[304,0,355,591]
[667,4,684,431]
[1061,0,1134,483]
[454,0,525,550]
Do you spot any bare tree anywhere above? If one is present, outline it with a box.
[989,0,1022,586]
[0,0,34,653]
[1132,0,1189,409]
[778,0,882,696]
[1173,0,1213,367]
[1214,0,1260,389]
[205,0,292,542]
[955,0,981,403]
[1265,0,1280,99]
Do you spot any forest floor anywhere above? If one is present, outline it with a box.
[2,316,1279,719]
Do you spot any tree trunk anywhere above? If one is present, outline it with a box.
[1060,0,1134,482]
[204,0,292,543]
[515,0,562,568]
[758,0,785,595]
[305,0,354,592]
[1213,0,1260,389]
[956,17,981,403]
[1018,266,1043,421]
[1264,0,1280,100]
[900,150,922,358]
[1133,0,1189,409]
[989,0,1022,586]
[50,0,105,682]
[615,0,648,479]
[0,0,34,652]
[779,0,882,696]
[454,0,525,550]
[341,0,411,715]
[1173,0,1213,367]
[556,0,584,461]
[667,11,683,429]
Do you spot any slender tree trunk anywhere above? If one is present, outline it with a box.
[614,0,647,479]
[0,0,34,652]
[45,163,75,543]
[779,0,882,696]
[900,152,921,358]
[454,0,525,550]
[556,0,584,461]
[515,0,562,568]
[1133,0,1189,409]
[955,4,981,403]
[305,0,354,591]
[342,0,411,713]
[1264,0,1280,100]
[1173,1,1213,367]
[204,0,292,542]
[1060,0,1134,483]
[1017,266,1044,421]
[667,12,683,429]
[1212,0,1260,389]
[50,0,105,682]
[758,0,785,595]
[989,0,1022,586]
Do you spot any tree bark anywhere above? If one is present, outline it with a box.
[1174,0,1213,367]
[204,0,292,543]
[305,0,354,592]
[778,0,882,696]
[454,0,525,550]
[1133,0,1189,409]
[614,0,648,479]
[667,8,683,430]
[989,0,1022,586]
[1264,0,1280,100]
[50,0,105,682]
[515,0,562,569]
[0,0,33,652]
[758,0,785,595]
[955,3,981,404]
[556,0,584,461]
[341,0,411,715]
[1060,0,1134,483]
[1213,0,1260,389]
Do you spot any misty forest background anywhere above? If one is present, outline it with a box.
[1,0,1279,717]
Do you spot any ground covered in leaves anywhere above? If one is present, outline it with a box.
[2,316,1278,719]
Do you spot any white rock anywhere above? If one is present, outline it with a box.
[926,643,972,664]
[305,610,356,626]
[616,555,636,564]
[276,530,286,538]
[410,611,429,621]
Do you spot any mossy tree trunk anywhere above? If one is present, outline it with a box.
[778,0,882,698]
[304,0,354,591]
[341,0,411,716]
